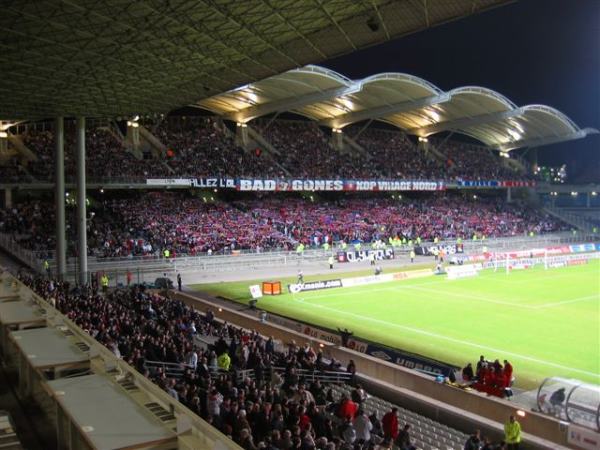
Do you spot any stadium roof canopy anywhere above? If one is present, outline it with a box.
[0,0,512,120]
[197,65,598,151]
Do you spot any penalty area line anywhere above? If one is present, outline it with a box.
[294,298,600,379]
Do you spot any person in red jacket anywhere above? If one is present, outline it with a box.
[504,360,513,387]
[338,395,358,420]
[382,407,399,441]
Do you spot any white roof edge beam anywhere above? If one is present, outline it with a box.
[409,107,526,136]
[320,92,451,129]
[496,129,596,152]
[224,83,361,123]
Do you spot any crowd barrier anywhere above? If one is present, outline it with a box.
[18,232,597,283]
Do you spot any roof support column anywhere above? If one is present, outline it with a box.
[75,117,88,285]
[506,187,512,203]
[586,192,591,208]
[3,188,12,209]
[55,117,67,280]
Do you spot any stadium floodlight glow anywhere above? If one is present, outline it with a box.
[500,151,509,158]
[516,410,526,418]
[592,192,598,196]
[418,136,428,143]
[133,115,139,121]
[0,131,7,138]
[507,128,521,141]
[571,191,578,196]
[236,122,248,127]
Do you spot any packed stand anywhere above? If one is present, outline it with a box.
[348,127,444,180]
[434,138,530,181]
[21,126,168,182]
[258,120,361,178]
[0,117,531,183]
[153,117,281,178]
[1,192,567,258]
[21,274,403,450]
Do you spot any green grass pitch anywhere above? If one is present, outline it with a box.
[192,260,600,388]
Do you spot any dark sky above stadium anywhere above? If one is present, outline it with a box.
[323,0,600,181]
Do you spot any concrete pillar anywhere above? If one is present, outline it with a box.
[55,117,67,279]
[586,192,591,208]
[506,187,512,203]
[236,123,249,147]
[76,117,88,285]
[331,129,343,151]
[4,188,12,209]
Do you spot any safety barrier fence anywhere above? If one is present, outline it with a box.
[1,232,596,284]
[144,360,353,385]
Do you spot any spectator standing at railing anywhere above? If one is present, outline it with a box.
[101,272,109,293]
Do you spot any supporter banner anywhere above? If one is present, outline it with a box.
[146,178,536,190]
[446,263,481,280]
[299,323,369,352]
[365,344,456,377]
[341,269,434,288]
[457,180,535,188]
[341,273,394,288]
[145,178,445,191]
[567,258,588,266]
[288,279,342,293]
[146,178,194,186]
[238,179,445,192]
[337,248,394,263]
[569,243,596,253]
[415,244,464,256]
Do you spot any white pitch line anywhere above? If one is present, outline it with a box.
[536,295,600,309]
[400,284,537,309]
[294,298,600,378]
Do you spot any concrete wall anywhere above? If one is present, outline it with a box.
[174,291,575,450]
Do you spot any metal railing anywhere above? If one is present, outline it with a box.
[545,207,598,234]
[144,359,353,385]
[4,232,597,285]
[0,232,42,272]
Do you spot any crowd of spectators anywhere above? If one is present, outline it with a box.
[348,127,444,180]
[0,192,566,258]
[433,138,528,181]
[153,117,281,178]
[22,126,166,182]
[1,117,530,182]
[21,273,419,450]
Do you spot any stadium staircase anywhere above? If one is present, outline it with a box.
[544,206,597,234]
[330,384,470,450]
[246,125,291,175]
[6,133,37,163]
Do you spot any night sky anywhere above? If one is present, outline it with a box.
[323,0,599,182]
